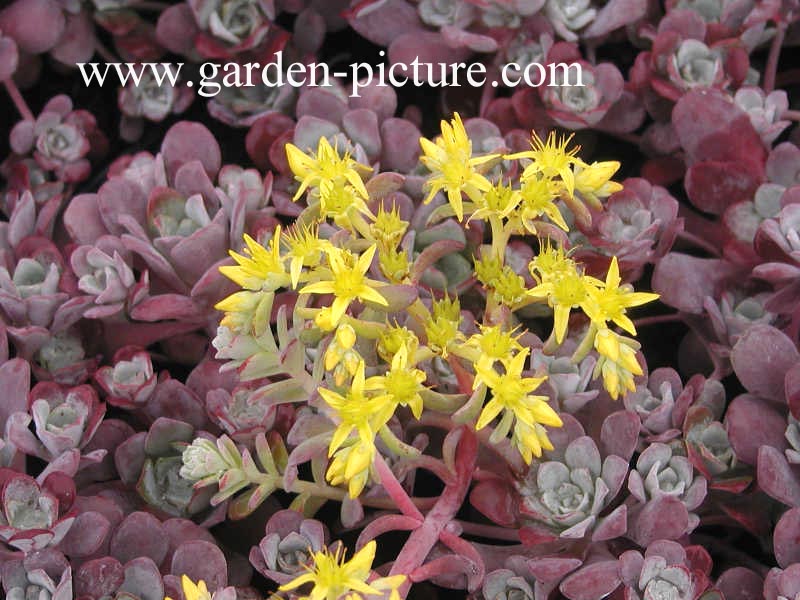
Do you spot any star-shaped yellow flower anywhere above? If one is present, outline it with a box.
[419,112,498,222]
[299,245,388,327]
[218,228,290,292]
[286,136,371,202]
[279,541,405,600]
[582,256,660,335]
[474,350,563,462]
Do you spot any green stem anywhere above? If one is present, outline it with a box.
[570,323,597,363]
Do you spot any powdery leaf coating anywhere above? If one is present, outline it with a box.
[774,507,800,568]
[0,0,65,54]
[160,122,222,181]
[731,325,800,401]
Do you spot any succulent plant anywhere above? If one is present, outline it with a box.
[7,382,106,462]
[249,509,328,584]
[1,549,73,600]
[114,418,214,517]
[627,442,707,534]
[94,346,157,409]
[0,471,76,552]
[517,436,628,542]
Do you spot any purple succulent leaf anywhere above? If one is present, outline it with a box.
[526,556,583,584]
[0,0,65,54]
[114,432,147,484]
[119,556,165,600]
[628,495,690,546]
[730,325,799,402]
[347,0,422,46]
[50,10,95,65]
[774,507,800,568]
[726,394,788,466]
[109,511,169,567]
[161,122,221,181]
[715,567,763,600]
[75,556,126,599]
[171,539,228,591]
[600,410,640,461]
[96,178,147,238]
[652,253,736,314]
[592,504,628,541]
[758,445,800,507]
[559,560,621,600]
[0,358,30,432]
[141,378,207,430]
[57,509,109,557]
[583,0,648,37]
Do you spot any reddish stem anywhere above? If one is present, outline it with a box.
[676,230,721,257]
[454,519,521,542]
[764,22,787,93]
[389,428,477,598]
[783,109,800,122]
[375,454,424,521]
[4,79,34,121]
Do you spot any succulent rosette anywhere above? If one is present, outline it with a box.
[114,418,216,518]
[517,436,629,543]
[0,472,76,552]
[94,346,157,409]
[7,382,106,463]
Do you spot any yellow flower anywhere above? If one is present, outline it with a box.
[327,438,376,498]
[318,360,392,458]
[318,178,374,229]
[282,222,331,289]
[582,256,659,335]
[517,176,569,232]
[528,268,589,344]
[474,255,528,307]
[574,160,623,209]
[279,541,405,600]
[377,324,419,363]
[299,245,388,327]
[469,181,522,222]
[215,290,273,338]
[593,327,642,400]
[371,204,409,248]
[419,112,498,222]
[506,131,580,197]
[324,324,362,386]
[465,324,525,372]
[474,350,562,462]
[165,575,212,600]
[286,137,371,202]
[365,343,426,419]
[378,246,410,283]
[219,228,290,292]
[424,294,464,358]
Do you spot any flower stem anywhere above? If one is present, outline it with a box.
[764,21,787,93]
[287,478,435,511]
[454,519,521,542]
[374,453,424,520]
[4,79,34,121]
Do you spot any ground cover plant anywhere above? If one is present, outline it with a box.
[1,1,800,599]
